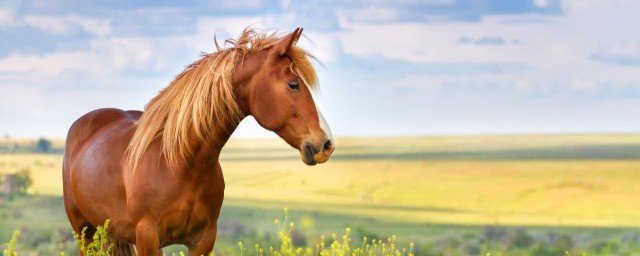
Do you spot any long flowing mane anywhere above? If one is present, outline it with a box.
[126,28,318,171]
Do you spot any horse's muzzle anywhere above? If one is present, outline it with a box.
[302,139,334,166]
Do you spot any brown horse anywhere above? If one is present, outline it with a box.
[62,27,334,256]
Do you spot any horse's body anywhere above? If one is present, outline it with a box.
[62,28,334,255]
[63,108,226,255]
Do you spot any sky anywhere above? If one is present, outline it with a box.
[0,0,639,138]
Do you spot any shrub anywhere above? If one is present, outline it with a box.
[482,226,507,245]
[13,168,33,195]
[508,228,534,249]
[0,169,32,199]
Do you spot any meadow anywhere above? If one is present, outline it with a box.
[1,134,639,255]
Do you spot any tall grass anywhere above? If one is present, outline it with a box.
[2,231,19,256]
[2,210,414,256]
[73,219,113,256]
[237,208,414,256]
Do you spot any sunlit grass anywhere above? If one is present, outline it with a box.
[2,135,640,227]
[0,154,63,195]
[2,135,639,255]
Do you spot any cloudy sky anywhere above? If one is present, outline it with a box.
[0,0,639,138]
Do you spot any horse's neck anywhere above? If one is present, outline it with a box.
[187,56,254,168]
[188,117,243,168]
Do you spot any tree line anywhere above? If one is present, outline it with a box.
[0,138,61,154]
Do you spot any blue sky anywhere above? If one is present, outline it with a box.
[0,0,639,138]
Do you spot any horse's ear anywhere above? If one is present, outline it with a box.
[273,27,303,56]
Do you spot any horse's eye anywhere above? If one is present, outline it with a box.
[288,81,300,90]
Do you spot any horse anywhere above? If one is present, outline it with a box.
[62,27,334,256]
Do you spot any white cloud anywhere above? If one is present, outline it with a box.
[70,15,112,38]
[514,80,532,92]
[0,32,190,79]
[0,51,98,76]
[534,0,550,8]
[0,16,275,82]
[335,0,640,92]
[348,7,401,23]
[187,16,265,53]
[368,0,454,4]
[590,41,640,65]
[23,15,112,37]
[218,0,264,10]
[24,15,73,35]
[279,0,292,9]
[300,33,342,64]
[91,37,171,71]
[2,3,639,137]
[0,42,168,78]
[570,79,598,92]
[0,8,16,28]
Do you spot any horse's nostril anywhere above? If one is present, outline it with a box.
[323,140,333,151]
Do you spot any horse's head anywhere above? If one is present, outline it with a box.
[234,28,334,165]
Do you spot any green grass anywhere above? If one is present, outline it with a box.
[2,135,640,226]
[1,134,640,254]
[2,195,640,255]
[2,210,418,256]
[218,134,640,227]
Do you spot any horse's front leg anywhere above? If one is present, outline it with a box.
[187,225,217,256]
[135,219,162,256]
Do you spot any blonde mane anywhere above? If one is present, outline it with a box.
[126,28,318,171]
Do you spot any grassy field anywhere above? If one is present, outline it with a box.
[1,134,640,254]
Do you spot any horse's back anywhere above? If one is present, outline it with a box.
[64,108,140,159]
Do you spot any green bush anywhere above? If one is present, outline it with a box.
[508,228,534,249]
[4,168,33,196]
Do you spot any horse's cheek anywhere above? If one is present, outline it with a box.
[252,85,288,131]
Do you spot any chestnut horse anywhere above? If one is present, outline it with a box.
[62,28,334,256]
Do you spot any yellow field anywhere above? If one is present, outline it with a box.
[0,154,63,195]
[1,134,639,228]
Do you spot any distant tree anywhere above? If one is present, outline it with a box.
[0,169,33,197]
[36,138,52,153]
[13,168,33,195]
[3,133,9,139]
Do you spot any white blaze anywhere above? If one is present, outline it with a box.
[316,104,333,142]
